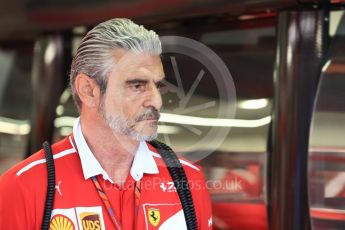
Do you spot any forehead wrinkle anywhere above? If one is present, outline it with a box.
[109,49,163,81]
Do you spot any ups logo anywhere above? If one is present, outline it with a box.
[80,212,102,230]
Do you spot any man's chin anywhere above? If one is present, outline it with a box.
[129,129,158,142]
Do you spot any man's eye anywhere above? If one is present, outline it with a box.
[134,83,141,88]
[156,82,165,89]
[130,82,145,91]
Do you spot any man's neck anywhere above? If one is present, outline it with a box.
[80,115,139,187]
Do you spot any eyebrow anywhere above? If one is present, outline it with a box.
[125,77,165,85]
[125,79,148,84]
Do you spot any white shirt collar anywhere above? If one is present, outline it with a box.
[72,117,159,183]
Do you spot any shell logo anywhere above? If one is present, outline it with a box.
[50,214,75,230]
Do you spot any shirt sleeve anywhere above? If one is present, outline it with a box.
[0,172,35,230]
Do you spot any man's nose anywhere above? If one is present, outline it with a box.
[143,84,162,111]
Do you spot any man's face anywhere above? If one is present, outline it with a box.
[99,49,164,141]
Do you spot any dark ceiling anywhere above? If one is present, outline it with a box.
[0,0,297,41]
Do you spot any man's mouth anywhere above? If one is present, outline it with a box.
[141,117,158,122]
[145,115,158,121]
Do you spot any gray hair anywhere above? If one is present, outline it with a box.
[70,18,162,111]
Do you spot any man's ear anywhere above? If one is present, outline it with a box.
[75,73,101,108]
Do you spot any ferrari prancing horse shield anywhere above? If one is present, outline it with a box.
[148,208,160,226]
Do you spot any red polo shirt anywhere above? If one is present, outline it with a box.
[0,122,212,230]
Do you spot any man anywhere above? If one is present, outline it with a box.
[0,18,212,229]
